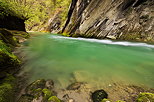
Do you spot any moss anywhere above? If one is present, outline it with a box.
[0,40,21,67]
[62,32,71,37]
[42,88,53,99]
[136,92,154,102]
[0,74,16,102]
[0,40,11,52]
[0,28,19,47]
[0,48,21,67]
[10,30,30,39]
[48,96,61,102]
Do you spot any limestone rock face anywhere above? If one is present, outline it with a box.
[63,0,154,42]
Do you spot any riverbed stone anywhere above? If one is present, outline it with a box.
[67,82,83,90]
[91,89,108,102]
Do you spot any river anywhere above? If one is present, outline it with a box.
[21,32,154,89]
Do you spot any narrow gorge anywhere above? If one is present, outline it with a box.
[0,0,154,102]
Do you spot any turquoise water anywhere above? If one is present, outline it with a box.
[22,33,154,88]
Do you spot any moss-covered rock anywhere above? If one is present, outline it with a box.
[62,32,71,37]
[17,94,34,102]
[136,92,154,102]
[42,88,53,100]
[0,40,21,68]
[19,79,56,102]
[25,79,46,96]
[10,30,30,39]
[0,74,16,102]
[0,28,19,47]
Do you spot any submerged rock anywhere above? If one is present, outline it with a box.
[136,92,154,102]
[91,89,108,102]
[67,82,83,90]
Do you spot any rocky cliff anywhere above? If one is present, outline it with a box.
[62,0,154,42]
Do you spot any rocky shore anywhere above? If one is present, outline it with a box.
[0,28,29,102]
[16,78,154,102]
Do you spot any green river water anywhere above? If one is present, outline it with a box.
[22,33,154,89]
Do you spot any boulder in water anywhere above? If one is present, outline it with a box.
[91,89,108,102]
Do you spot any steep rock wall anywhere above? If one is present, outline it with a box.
[62,0,154,42]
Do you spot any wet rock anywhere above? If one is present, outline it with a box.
[46,79,54,89]
[91,89,108,102]
[67,82,83,90]
[136,92,154,102]
[0,28,18,47]
[17,94,34,102]
[25,79,46,95]
[68,98,75,102]
[18,79,61,102]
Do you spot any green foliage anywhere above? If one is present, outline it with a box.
[0,0,29,19]
[0,0,71,31]
[25,0,71,31]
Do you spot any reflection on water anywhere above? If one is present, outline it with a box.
[22,33,154,89]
